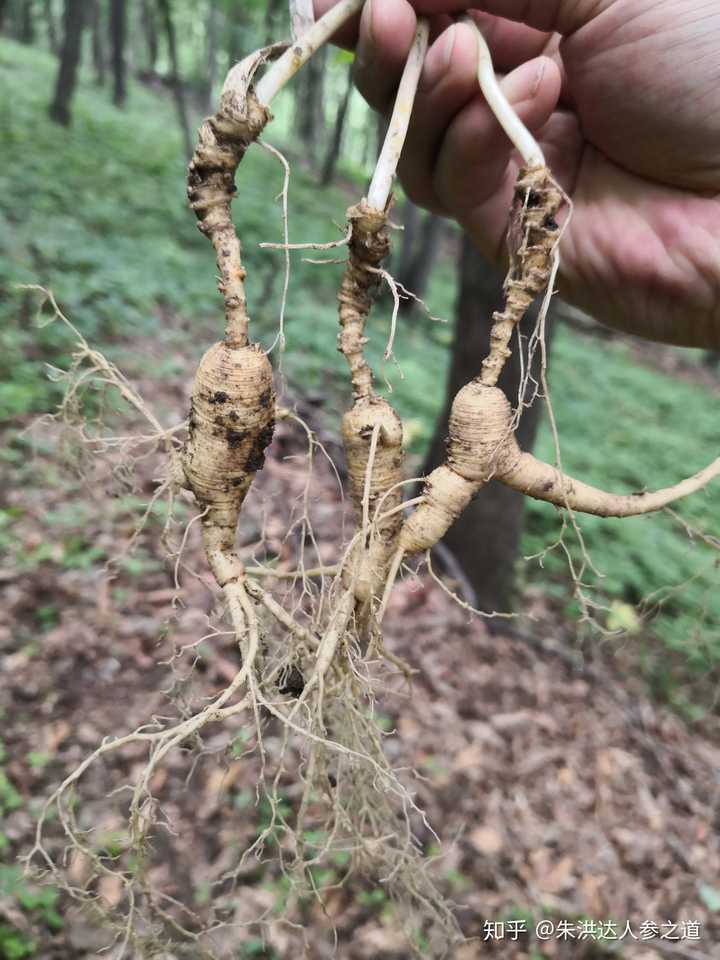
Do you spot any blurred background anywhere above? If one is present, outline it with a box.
[1,2,720,958]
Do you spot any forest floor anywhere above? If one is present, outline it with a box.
[2,367,720,959]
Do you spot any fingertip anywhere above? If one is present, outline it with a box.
[366,0,418,59]
[420,20,477,93]
[399,21,483,213]
[420,26,454,90]
[312,0,362,48]
[533,56,563,104]
[354,0,418,111]
[432,54,563,252]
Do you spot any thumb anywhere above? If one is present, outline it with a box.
[412,0,614,36]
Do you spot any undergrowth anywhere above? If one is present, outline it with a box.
[524,326,720,709]
[0,38,455,429]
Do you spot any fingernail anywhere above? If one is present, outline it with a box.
[365,0,375,42]
[422,25,456,89]
[443,23,457,69]
[501,59,544,104]
[355,0,375,71]
[532,58,547,98]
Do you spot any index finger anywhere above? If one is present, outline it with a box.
[311,0,452,49]
[411,0,613,36]
[313,0,554,73]
[312,0,364,48]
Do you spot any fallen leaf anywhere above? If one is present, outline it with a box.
[469,826,503,856]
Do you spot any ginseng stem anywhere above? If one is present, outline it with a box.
[255,0,367,105]
[367,18,430,211]
[463,15,545,169]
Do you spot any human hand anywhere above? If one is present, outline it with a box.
[313,0,720,348]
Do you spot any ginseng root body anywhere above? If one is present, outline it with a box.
[397,380,720,565]
[399,382,514,556]
[342,396,404,605]
[336,201,407,612]
[183,341,275,586]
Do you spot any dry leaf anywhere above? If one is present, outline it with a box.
[469,826,503,856]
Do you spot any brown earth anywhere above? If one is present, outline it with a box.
[1,367,719,960]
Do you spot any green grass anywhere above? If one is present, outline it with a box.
[0,736,63,958]
[0,38,455,429]
[1,38,718,700]
[523,327,720,685]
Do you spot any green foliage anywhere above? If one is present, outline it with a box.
[256,793,292,842]
[0,735,64,957]
[239,939,279,959]
[699,883,720,912]
[523,326,720,681]
[0,925,35,960]
[25,752,51,772]
[96,831,129,860]
[0,771,23,816]
[0,864,64,958]
[0,37,452,431]
[357,887,387,909]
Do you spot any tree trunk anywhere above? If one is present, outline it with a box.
[319,64,353,186]
[90,0,105,85]
[225,4,245,71]
[43,0,58,51]
[422,235,558,613]
[139,0,158,72]
[202,0,218,112]
[157,0,193,160]
[397,201,419,281]
[289,0,314,39]
[226,27,239,72]
[0,0,7,33]
[109,0,126,106]
[396,209,443,313]
[263,0,284,45]
[48,0,87,126]
[20,0,35,43]
[294,44,326,165]
[361,119,374,170]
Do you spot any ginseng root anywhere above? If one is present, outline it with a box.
[396,381,720,559]
[184,5,378,587]
[390,20,718,570]
[183,340,275,587]
[183,50,278,587]
[336,22,430,616]
[187,51,274,348]
[338,203,391,401]
[499,446,720,518]
[337,201,406,625]
[377,24,566,616]
[379,378,720,619]
[342,395,404,606]
[480,165,564,386]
